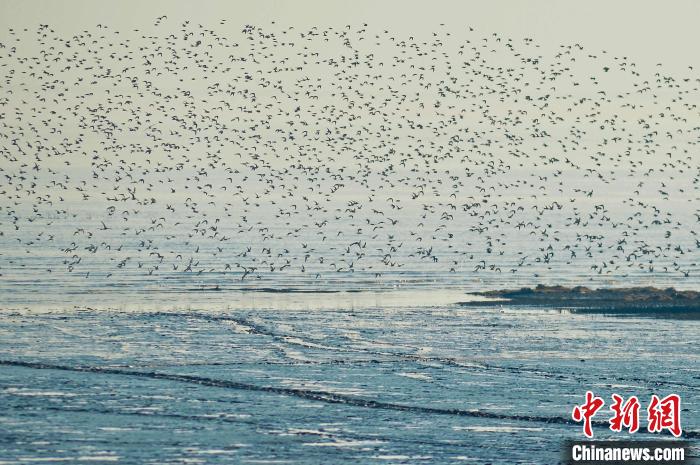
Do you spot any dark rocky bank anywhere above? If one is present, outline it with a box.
[462,285,700,314]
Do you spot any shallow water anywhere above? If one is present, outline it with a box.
[0,291,697,464]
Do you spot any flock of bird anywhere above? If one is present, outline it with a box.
[1,19,699,285]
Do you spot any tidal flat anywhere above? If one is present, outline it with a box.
[0,288,698,464]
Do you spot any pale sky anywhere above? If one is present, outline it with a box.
[2,0,700,74]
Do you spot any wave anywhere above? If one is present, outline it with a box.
[137,311,700,391]
[2,359,696,439]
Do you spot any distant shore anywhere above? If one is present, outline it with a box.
[461,285,700,314]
